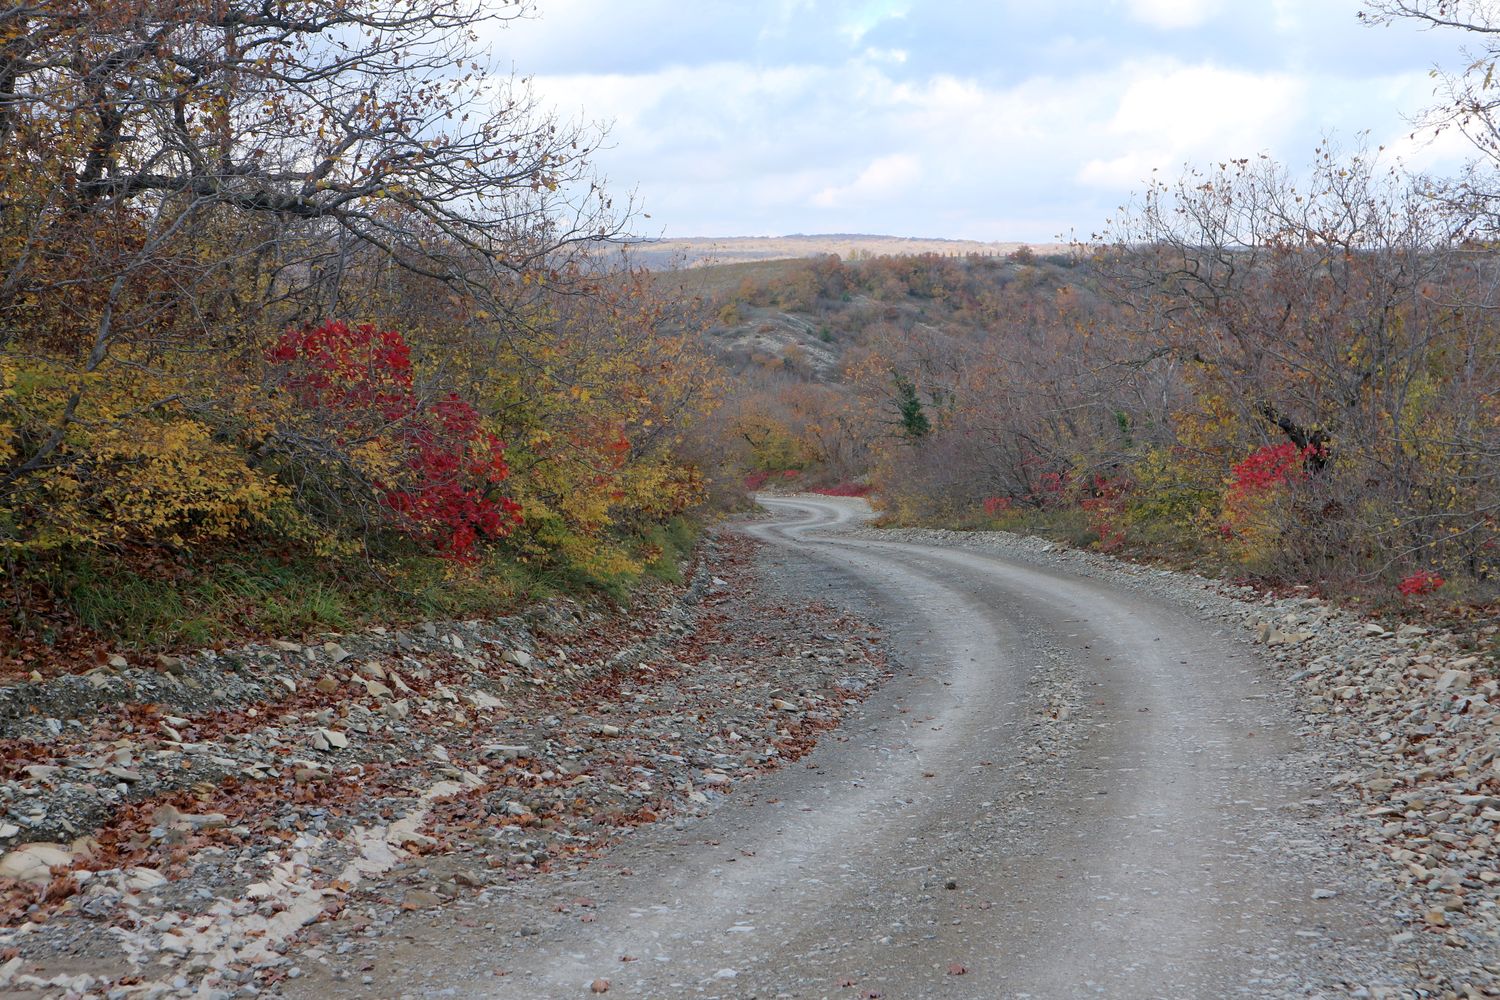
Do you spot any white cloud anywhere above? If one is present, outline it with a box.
[1124,0,1222,30]
[1078,62,1303,187]
[813,154,924,207]
[514,6,1472,240]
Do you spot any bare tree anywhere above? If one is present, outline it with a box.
[0,0,626,497]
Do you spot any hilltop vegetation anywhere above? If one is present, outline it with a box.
[694,156,1500,606]
[631,233,1060,269]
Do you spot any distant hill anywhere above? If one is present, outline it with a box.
[654,248,1089,386]
[629,234,1067,269]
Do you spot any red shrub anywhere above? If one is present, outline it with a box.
[1029,471,1071,508]
[1397,571,1445,597]
[269,320,521,562]
[813,482,872,497]
[1080,475,1129,550]
[982,496,1013,516]
[1229,443,1319,498]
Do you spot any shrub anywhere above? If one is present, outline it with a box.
[814,482,873,497]
[1397,571,1445,597]
[267,320,521,562]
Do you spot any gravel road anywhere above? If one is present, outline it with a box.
[338,494,1421,1000]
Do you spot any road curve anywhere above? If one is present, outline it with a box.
[405,496,1396,998]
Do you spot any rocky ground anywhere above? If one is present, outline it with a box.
[2,503,1496,1000]
[848,523,1499,998]
[0,531,889,999]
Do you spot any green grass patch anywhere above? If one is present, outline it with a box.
[10,521,700,653]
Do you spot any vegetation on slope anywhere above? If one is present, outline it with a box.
[0,0,721,665]
[697,155,1500,609]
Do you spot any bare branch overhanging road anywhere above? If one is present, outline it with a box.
[393,496,1401,998]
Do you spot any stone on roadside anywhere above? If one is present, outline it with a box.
[153,805,228,831]
[1435,669,1471,691]
[125,867,167,890]
[0,843,73,885]
[311,727,349,752]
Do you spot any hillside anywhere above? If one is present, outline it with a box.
[632,233,1067,269]
[658,250,1085,382]
[665,240,1500,609]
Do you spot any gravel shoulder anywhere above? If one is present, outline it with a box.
[0,531,888,999]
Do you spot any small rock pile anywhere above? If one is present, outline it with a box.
[1248,602,1498,994]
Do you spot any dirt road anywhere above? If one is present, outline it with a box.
[328,496,1409,999]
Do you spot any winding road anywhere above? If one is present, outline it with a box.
[373,496,1398,998]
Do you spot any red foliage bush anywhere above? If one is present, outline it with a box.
[982,496,1013,516]
[1397,571,1445,597]
[1229,443,1318,498]
[813,482,873,497]
[269,320,521,562]
[1080,475,1129,550]
[1029,471,1071,508]
[743,471,772,490]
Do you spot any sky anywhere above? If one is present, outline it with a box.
[485,0,1476,242]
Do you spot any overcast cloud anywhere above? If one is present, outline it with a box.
[484,1,1472,241]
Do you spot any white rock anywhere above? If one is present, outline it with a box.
[463,690,504,711]
[0,842,72,885]
[312,727,349,751]
[1436,669,1471,691]
[125,866,168,890]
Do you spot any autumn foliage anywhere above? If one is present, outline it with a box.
[0,0,720,653]
[267,321,522,562]
[704,152,1499,602]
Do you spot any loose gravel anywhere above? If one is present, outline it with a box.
[0,531,888,998]
[848,520,1499,998]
